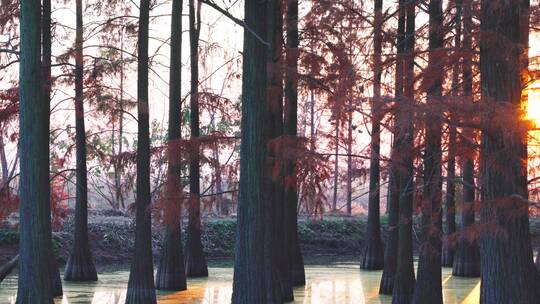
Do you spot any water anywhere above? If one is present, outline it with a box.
[0,262,480,304]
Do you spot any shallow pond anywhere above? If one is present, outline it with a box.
[0,260,480,304]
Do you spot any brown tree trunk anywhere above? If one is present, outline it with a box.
[185,0,208,278]
[64,0,98,282]
[478,0,540,302]
[155,0,187,291]
[379,0,406,293]
[442,0,461,268]
[16,0,56,301]
[361,0,384,271]
[332,124,339,212]
[452,0,480,278]
[412,0,444,302]
[42,0,63,297]
[392,0,417,302]
[284,0,305,287]
[232,1,287,302]
[125,0,156,302]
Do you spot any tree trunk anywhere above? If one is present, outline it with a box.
[185,0,208,278]
[42,0,63,297]
[478,0,540,302]
[16,0,55,301]
[0,255,18,283]
[442,0,461,268]
[0,135,8,183]
[412,0,444,303]
[379,0,406,293]
[64,0,98,282]
[114,27,126,210]
[392,1,416,302]
[284,0,305,287]
[232,1,285,302]
[361,0,384,271]
[155,0,187,291]
[125,0,156,302]
[332,124,339,212]
[452,0,479,278]
[346,103,353,216]
[266,0,293,301]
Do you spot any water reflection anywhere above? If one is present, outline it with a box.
[0,264,480,304]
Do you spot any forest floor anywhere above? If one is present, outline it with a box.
[2,209,540,270]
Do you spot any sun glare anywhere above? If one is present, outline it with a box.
[527,84,540,125]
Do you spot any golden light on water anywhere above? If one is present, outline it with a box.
[0,265,481,304]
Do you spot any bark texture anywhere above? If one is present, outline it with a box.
[185,0,208,278]
[412,0,444,302]
[64,0,98,282]
[392,1,416,303]
[478,0,540,302]
[125,0,157,302]
[361,0,384,271]
[155,0,187,291]
[284,0,305,287]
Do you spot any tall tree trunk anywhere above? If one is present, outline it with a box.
[284,0,305,287]
[64,0,98,282]
[114,27,126,210]
[379,0,406,293]
[42,0,63,297]
[442,0,461,268]
[155,0,187,291]
[232,1,284,302]
[478,0,540,302]
[452,0,479,278]
[266,0,293,301]
[185,0,208,278]
[0,135,8,183]
[346,102,353,216]
[392,0,416,302]
[125,0,156,302]
[412,0,444,302]
[16,0,55,301]
[361,0,384,271]
[332,124,339,212]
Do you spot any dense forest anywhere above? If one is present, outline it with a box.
[1,0,540,303]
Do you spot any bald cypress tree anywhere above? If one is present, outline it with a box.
[185,0,208,278]
[442,0,461,268]
[452,0,480,278]
[64,0,98,282]
[155,0,187,291]
[125,0,156,302]
[232,0,285,302]
[361,0,384,271]
[478,0,540,302]
[392,0,416,302]
[16,0,55,302]
[284,0,306,287]
[42,0,63,296]
[379,0,406,294]
[412,0,444,302]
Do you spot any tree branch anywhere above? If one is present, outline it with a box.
[200,0,270,47]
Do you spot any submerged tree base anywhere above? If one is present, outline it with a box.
[441,247,453,268]
[452,242,480,277]
[64,251,98,281]
[360,241,384,270]
[379,271,394,295]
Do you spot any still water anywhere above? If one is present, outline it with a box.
[0,261,479,304]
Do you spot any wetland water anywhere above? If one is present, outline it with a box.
[0,260,480,303]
